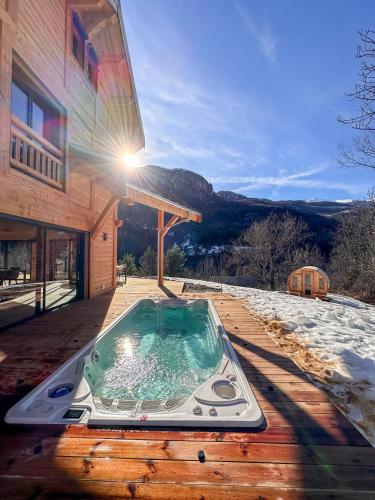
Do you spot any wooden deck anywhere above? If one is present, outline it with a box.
[0,279,374,499]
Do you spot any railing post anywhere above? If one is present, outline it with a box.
[157,210,164,287]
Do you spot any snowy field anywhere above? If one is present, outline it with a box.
[171,278,375,446]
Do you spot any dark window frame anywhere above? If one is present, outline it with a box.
[72,24,85,69]
[12,79,33,128]
[86,42,99,90]
[71,11,99,91]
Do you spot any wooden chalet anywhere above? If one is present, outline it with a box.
[1,2,375,499]
[0,0,200,330]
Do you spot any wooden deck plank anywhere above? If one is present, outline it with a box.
[1,436,375,466]
[1,479,374,500]
[2,456,375,489]
[0,279,374,498]
[0,424,369,447]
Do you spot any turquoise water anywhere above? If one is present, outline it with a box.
[84,300,223,401]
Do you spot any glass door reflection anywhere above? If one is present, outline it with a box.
[0,218,83,330]
[44,231,78,310]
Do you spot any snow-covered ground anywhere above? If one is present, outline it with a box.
[171,278,375,446]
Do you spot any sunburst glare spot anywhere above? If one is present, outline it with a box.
[122,153,139,169]
[119,337,134,357]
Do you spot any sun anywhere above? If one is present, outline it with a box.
[122,153,139,169]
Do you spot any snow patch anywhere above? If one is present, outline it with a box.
[171,277,375,446]
[335,199,353,203]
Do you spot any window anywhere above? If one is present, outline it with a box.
[32,101,44,136]
[319,278,325,289]
[11,79,61,148]
[10,60,66,189]
[71,12,98,91]
[11,82,28,123]
[72,26,85,69]
[292,276,298,287]
[87,44,98,90]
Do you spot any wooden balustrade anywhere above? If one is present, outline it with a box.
[10,115,65,190]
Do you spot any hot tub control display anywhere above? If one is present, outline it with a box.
[63,408,85,420]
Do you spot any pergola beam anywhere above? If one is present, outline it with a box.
[124,184,201,287]
[161,214,181,237]
[125,184,201,223]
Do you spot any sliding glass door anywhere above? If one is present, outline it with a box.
[0,216,85,330]
[44,230,80,311]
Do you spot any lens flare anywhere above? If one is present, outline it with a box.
[122,153,139,169]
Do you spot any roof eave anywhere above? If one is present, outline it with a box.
[108,0,145,151]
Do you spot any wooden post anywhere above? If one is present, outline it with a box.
[3,241,8,269]
[34,228,44,314]
[84,232,90,299]
[157,213,182,287]
[42,228,47,311]
[157,210,164,287]
[30,241,37,281]
[68,239,73,281]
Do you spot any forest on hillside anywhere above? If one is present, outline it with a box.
[120,190,375,303]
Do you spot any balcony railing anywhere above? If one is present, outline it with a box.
[10,115,65,190]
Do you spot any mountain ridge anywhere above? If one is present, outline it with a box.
[118,165,358,262]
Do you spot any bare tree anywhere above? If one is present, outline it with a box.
[228,212,323,291]
[330,190,375,302]
[195,254,228,281]
[195,257,217,281]
[338,30,375,169]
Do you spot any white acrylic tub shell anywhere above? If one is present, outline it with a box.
[5,298,264,428]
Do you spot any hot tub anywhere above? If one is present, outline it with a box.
[5,299,264,427]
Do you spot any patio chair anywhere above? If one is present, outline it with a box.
[0,267,22,286]
[117,265,127,285]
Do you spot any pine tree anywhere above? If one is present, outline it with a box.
[118,253,138,275]
[138,246,157,277]
[165,245,187,277]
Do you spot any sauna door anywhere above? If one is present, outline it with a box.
[303,271,313,296]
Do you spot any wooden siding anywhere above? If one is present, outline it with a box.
[0,281,374,498]
[0,0,112,229]
[90,184,118,296]
[0,0,142,296]
[69,172,92,209]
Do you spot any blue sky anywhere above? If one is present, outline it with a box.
[122,0,375,201]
